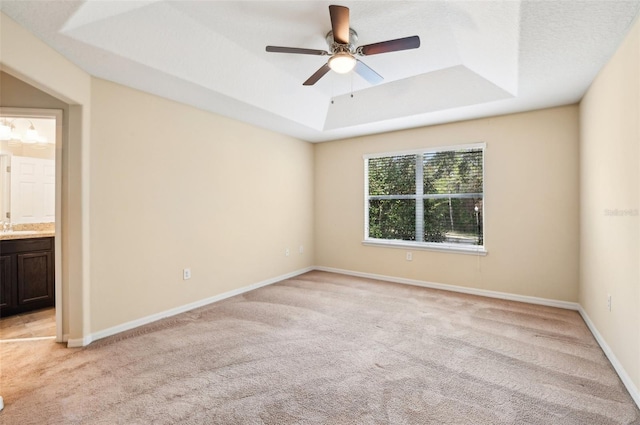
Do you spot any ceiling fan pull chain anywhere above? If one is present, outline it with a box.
[350,72,354,98]
[331,73,335,104]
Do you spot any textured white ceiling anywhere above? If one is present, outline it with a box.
[1,1,639,142]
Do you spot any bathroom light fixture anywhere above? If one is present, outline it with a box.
[0,119,21,145]
[328,52,356,74]
[0,118,49,148]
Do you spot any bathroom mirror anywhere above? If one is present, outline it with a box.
[0,113,57,226]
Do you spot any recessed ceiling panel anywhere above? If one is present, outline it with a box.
[324,65,514,130]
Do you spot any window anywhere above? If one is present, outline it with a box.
[364,144,485,253]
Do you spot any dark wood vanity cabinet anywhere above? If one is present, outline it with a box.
[0,237,54,317]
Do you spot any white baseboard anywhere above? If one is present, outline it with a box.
[314,266,580,311]
[76,267,314,347]
[578,306,640,409]
[67,335,92,348]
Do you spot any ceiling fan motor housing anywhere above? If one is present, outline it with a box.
[326,28,358,55]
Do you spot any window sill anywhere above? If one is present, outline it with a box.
[362,239,488,256]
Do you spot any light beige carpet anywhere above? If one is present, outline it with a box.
[0,271,638,424]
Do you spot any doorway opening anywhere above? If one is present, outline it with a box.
[0,108,63,343]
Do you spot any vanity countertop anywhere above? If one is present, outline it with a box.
[0,230,55,241]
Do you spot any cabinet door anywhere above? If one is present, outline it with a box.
[0,254,15,310]
[17,251,53,306]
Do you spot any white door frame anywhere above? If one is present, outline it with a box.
[0,107,63,343]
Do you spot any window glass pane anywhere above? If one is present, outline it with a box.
[424,149,483,195]
[368,155,416,196]
[369,199,416,241]
[424,198,483,245]
[365,146,483,249]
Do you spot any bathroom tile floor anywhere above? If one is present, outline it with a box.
[0,308,56,340]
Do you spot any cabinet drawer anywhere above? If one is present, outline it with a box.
[1,237,53,254]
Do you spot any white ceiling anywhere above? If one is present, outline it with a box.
[2,1,639,142]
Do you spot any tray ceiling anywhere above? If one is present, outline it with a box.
[1,1,639,142]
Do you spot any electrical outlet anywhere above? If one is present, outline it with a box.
[406,252,412,261]
[183,268,191,280]
[285,248,290,257]
[299,245,304,254]
[607,294,612,312]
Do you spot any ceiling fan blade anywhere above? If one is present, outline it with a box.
[355,60,383,85]
[329,5,350,44]
[358,35,421,56]
[303,63,331,86]
[266,46,328,56]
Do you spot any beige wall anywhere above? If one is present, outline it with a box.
[1,42,315,337]
[315,106,580,302]
[2,9,314,340]
[0,10,91,342]
[89,79,314,332]
[580,18,640,391]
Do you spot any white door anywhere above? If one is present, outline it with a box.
[10,156,55,224]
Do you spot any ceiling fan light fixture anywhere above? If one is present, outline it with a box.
[328,52,356,74]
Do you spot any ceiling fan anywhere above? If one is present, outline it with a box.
[265,5,421,86]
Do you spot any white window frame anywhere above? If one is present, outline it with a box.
[363,142,487,255]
